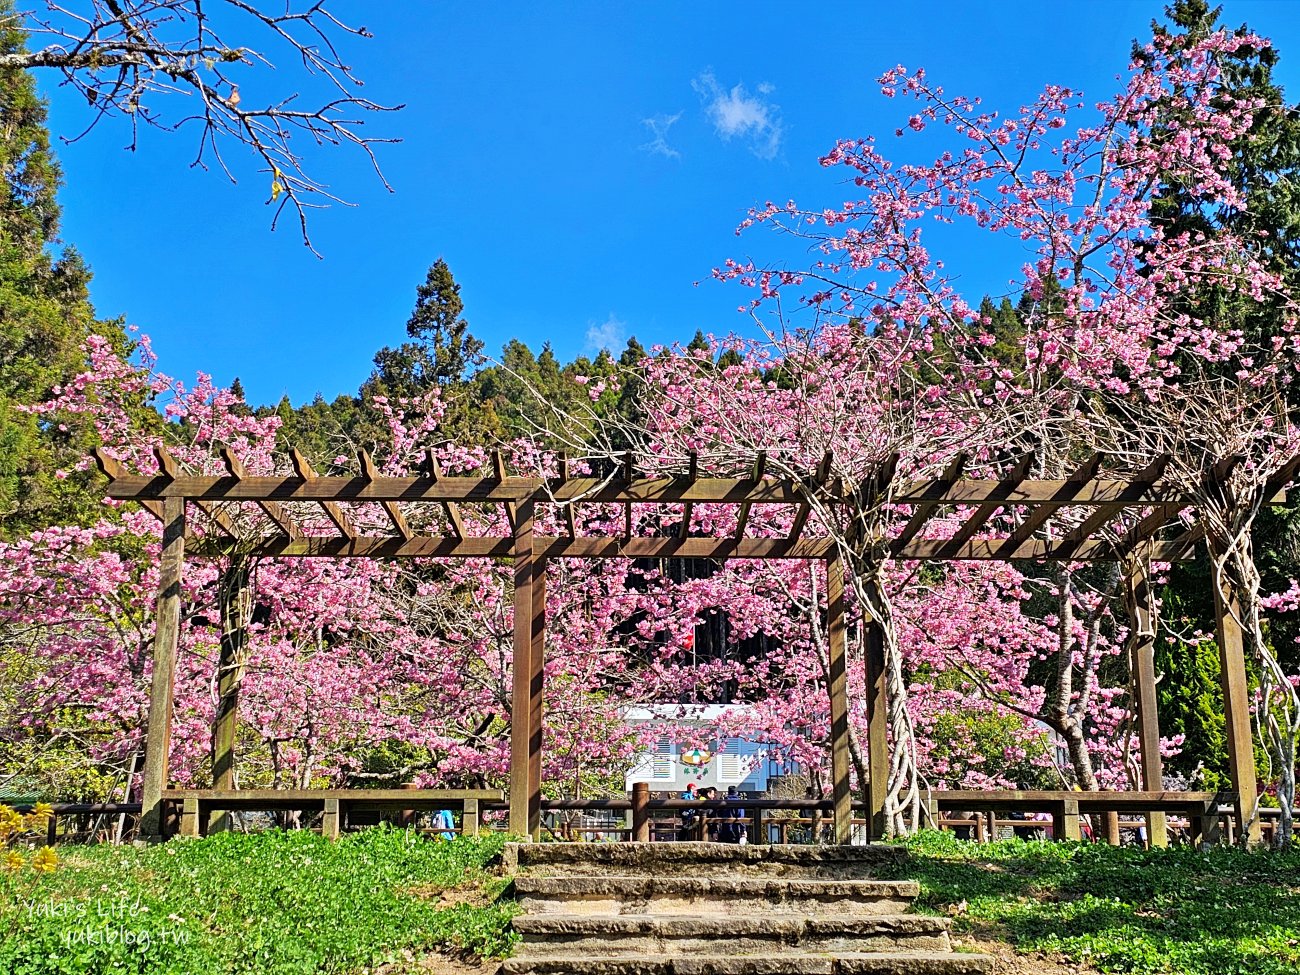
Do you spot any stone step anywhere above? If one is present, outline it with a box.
[502,952,992,975]
[506,842,907,879]
[511,914,952,957]
[515,877,921,916]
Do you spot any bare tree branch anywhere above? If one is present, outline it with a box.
[2,1,402,252]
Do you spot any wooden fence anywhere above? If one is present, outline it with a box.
[18,792,1300,847]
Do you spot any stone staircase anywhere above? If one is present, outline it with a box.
[501,843,991,975]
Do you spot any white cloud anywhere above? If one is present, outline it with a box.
[640,112,682,159]
[586,314,627,354]
[692,71,783,160]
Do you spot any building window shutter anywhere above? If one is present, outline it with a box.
[652,737,674,781]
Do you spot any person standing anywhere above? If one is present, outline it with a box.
[678,782,700,841]
[723,786,747,844]
[702,787,721,842]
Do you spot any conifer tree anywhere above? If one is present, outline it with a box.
[0,0,129,536]
[1137,0,1300,785]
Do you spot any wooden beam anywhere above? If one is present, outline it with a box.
[1054,454,1170,560]
[493,450,519,533]
[290,448,357,540]
[1127,564,1167,848]
[1209,554,1264,847]
[359,450,413,540]
[789,451,832,542]
[1263,453,1300,497]
[90,447,166,521]
[156,446,239,538]
[891,453,966,555]
[1211,454,1246,483]
[827,555,852,845]
[101,474,834,505]
[219,447,302,538]
[678,452,699,539]
[735,451,767,541]
[424,448,464,539]
[994,453,1103,558]
[623,451,635,541]
[558,452,577,538]
[509,497,535,838]
[933,452,1034,558]
[210,555,251,833]
[1052,505,1124,561]
[140,495,185,839]
[872,452,900,495]
[1118,502,1184,559]
[898,537,1193,562]
[188,535,839,560]
[528,555,546,841]
[99,471,1185,508]
[184,534,1196,562]
[865,617,889,841]
[891,477,1172,508]
[1159,521,1208,564]
[622,450,635,482]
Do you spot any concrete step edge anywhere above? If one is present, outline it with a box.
[512,915,951,936]
[507,843,908,876]
[514,878,921,898]
[502,952,993,975]
[509,843,907,863]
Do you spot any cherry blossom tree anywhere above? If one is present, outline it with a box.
[495,19,1300,836]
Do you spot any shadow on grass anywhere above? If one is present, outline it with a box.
[877,831,1300,975]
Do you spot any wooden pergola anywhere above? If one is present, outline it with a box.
[93,446,1293,846]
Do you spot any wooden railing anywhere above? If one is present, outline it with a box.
[13,802,143,845]
[162,788,502,838]
[18,791,1300,846]
[484,790,1294,847]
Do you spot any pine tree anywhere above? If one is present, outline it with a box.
[406,258,484,384]
[1137,1,1300,783]
[353,259,495,447]
[0,3,129,536]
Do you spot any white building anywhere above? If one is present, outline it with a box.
[622,704,795,793]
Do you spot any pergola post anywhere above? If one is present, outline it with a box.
[510,498,537,838]
[1209,560,1263,847]
[210,555,251,833]
[826,556,852,845]
[140,496,185,840]
[528,556,547,841]
[865,618,889,841]
[1126,564,1167,847]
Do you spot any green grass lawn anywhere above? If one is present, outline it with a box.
[887,831,1300,975]
[4,828,1299,975]
[0,828,518,975]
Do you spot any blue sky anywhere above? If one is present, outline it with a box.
[34,1,1300,407]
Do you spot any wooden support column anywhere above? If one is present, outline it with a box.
[140,496,186,840]
[180,797,201,838]
[210,555,251,833]
[1210,566,1263,847]
[826,556,852,845]
[1127,565,1168,847]
[322,798,341,840]
[1054,798,1082,841]
[1105,810,1121,846]
[528,556,547,841]
[510,498,536,838]
[865,617,889,841]
[462,798,480,837]
[632,782,650,842]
